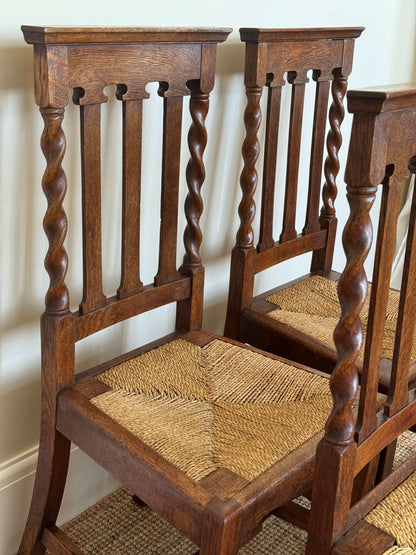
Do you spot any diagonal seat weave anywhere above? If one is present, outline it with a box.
[91,336,333,482]
[265,274,416,366]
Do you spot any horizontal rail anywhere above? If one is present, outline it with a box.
[255,230,327,273]
[75,278,191,340]
[57,388,211,545]
[355,394,416,475]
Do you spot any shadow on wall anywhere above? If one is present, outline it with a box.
[0,45,45,462]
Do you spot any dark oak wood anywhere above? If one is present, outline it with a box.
[199,498,243,555]
[199,469,250,501]
[307,84,416,552]
[258,85,281,251]
[356,179,402,439]
[20,24,416,555]
[303,77,331,236]
[280,73,306,243]
[155,95,183,286]
[79,102,107,314]
[387,155,416,416]
[224,27,365,382]
[272,501,310,530]
[331,521,395,555]
[19,25,233,555]
[41,526,84,554]
[117,98,143,299]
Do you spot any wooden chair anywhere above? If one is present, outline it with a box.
[20,25,350,555]
[306,83,416,553]
[224,27,411,394]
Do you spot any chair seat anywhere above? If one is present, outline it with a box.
[240,274,416,392]
[266,274,407,361]
[89,334,332,483]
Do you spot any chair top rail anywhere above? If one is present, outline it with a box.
[348,83,416,114]
[22,26,232,45]
[239,27,364,43]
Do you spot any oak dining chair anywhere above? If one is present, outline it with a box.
[223,27,411,394]
[307,82,416,553]
[18,25,343,555]
[19,24,416,554]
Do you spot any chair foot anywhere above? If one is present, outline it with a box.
[18,430,71,555]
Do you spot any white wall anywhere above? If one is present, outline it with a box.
[1,1,415,553]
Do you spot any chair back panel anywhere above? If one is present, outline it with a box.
[238,27,364,273]
[67,43,202,101]
[22,27,231,341]
[335,86,416,449]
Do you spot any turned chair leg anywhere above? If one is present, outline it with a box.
[18,427,71,555]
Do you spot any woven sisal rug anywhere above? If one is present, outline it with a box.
[57,427,416,554]
[61,488,307,554]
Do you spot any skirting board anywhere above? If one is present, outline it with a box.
[0,444,120,555]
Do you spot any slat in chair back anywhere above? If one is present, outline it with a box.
[22,27,230,383]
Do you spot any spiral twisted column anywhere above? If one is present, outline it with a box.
[325,183,377,446]
[236,87,262,248]
[40,107,70,314]
[320,73,348,223]
[182,89,209,267]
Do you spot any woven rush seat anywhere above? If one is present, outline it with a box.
[88,334,333,483]
[250,274,416,392]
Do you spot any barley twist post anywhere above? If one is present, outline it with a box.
[182,89,209,267]
[236,87,262,248]
[326,183,377,445]
[320,72,347,223]
[40,107,70,315]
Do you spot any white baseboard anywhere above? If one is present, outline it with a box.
[0,444,120,555]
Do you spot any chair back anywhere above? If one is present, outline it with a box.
[22,26,230,386]
[241,27,364,262]
[340,85,416,446]
[308,85,416,551]
[225,27,364,337]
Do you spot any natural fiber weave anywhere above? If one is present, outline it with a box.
[383,549,416,555]
[59,487,307,554]
[92,338,332,481]
[364,432,416,551]
[57,430,416,553]
[393,431,416,470]
[266,275,412,363]
[366,469,416,548]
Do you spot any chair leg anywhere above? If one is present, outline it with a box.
[199,497,242,555]
[306,441,357,554]
[18,426,71,555]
